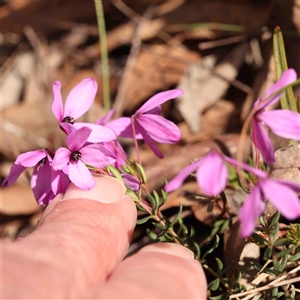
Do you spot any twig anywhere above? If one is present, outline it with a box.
[229,276,300,299]
[94,0,110,111]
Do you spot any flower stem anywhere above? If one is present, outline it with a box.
[94,0,110,111]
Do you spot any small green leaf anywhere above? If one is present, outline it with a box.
[135,162,147,184]
[288,252,300,262]
[273,26,297,111]
[276,246,294,259]
[220,219,230,234]
[251,233,269,246]
[208,278,220,291]
[273,259,282,273]
[215,258,223,272]
[170,203,183,226]
[263,246,272,261]
[146,229,157,240]
[191,242,200,258]
[147,194,159,214]
[106,165,123,182]
[202,235,220,260]
[136,215,153,225]
[269,211,280,228]
[273,238,291,247]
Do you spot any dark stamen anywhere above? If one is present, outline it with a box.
[62,116,75,124]
[71,151,82,161]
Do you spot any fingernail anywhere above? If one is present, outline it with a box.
[62,175,126,203]
[139,243,195,260]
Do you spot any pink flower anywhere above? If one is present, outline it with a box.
[2,150,69,205]
[239,179,300,237]
[251,69,299,164]
[165,149,300,238]
[52,78,116,143]
[165,150,266,196]
[52,127,116,190]
[107,89,183,158]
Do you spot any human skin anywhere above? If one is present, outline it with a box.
[1,175,207,299]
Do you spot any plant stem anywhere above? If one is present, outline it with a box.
[94,0,110,111]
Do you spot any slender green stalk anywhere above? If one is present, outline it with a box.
[94,0,110,111]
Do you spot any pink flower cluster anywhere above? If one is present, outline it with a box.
[166,69,300,237]
[3,69,300,238]
[3,78,182,205]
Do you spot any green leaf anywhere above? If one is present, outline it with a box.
[192,241,200,258]
[269,211,280,228]
[273,259,282,273]
[170,203,183,226]
[263,246,272,261]
[215,258,223,272]
[136,215,153,225]
[276,246,294,259]
[220,219,230,234]
[288,252,300,262]
[147,194,159,214]
[202,235,220,260]
[146,229,157,240]
[135,162,147,184]
[208,278,220,291]
[273,238,291,247]
[251,233,269,246]
[273,26,297,111]
[106,165,123,182]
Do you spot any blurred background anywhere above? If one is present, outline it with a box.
[1,0,299,250]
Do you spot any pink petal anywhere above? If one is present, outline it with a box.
[147,106,162,115]
[52,81,63,122]
[69,160,95,190]
[260,179,300,220]
[73,123,116,143]
[258,110,300,140]
[51,170,70,195]
[136,89,183,114]
[95,109,116,125]
[2,164,26,187]
[223,156,268,179]
[239,184,265,238]
[196,151,228,196]
[64,78,98,120]
[15,150,47,167]
[137,114,180,144]
[31,161,53,205]
[80,144,116,167]
[101,141,127,168]
[258,69,297,110]
[251,119,275,164]
[66,127,92,151]
[60,122,75,135]
[165,162,200,192]
[135,122,164,158]
[121,174,140,192]
[52,148,71,170]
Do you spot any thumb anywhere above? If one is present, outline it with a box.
[2,175,137,299]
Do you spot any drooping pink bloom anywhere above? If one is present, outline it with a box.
[121,174,140,192]
[52,127,116,190]
[239,178,300,238]
[96,109,128,168]
[2,150,69,205]
[251,69,300,164]
[165,150,266,196]
[52,78,116,143]
[106,89,183,158]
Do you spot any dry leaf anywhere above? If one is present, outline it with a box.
[177,43,249,133]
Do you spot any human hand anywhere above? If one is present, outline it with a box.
[2,175,207,299]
